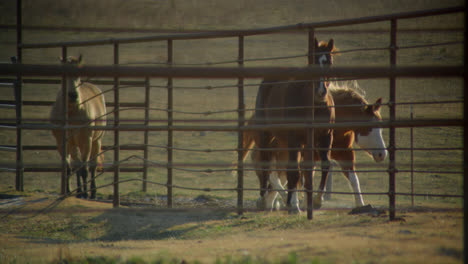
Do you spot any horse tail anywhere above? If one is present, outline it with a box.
[230,129,256,176]
[241,130,255,162]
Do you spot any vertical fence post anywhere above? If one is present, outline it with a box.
[410,104,414,207]
[143,77,150,192]
[113,43,120,208]
[306,28,316,220]
[60,46,68,195]
[237,35,245,216]
[167,39,174,208]
[463,7,467,262]
[388,19,398,220]
[15,0,24,192]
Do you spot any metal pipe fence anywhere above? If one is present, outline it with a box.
[2,4,465,222]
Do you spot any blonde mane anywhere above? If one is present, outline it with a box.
[328,81,368,105]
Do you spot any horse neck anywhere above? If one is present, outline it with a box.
[333,97,366,134]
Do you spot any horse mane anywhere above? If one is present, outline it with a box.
[328,81,368,106]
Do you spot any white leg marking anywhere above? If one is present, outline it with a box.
[323,162,333,200]
[291,191,300,212]
[264,190,278,211]
[348,171,365,207]
[270,172,287,202]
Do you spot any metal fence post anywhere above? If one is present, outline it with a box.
[237,35,245,216]
[143,77,150,192]
[306,28,316,220]
[15,0,24,192]
[463,7,467,262]
[113,43,120,208]
[410,104,414,207]
[60,46,68,195]
[167,39,174,208]
[388,19,398,220]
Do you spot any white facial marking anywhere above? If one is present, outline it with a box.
[356,122,388,162]
[318,55,327,67]
[317,55,328,97]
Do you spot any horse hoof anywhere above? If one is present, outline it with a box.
[313,200,322,210]
[273,200,282,211]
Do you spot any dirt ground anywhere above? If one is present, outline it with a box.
[0,195,463,264]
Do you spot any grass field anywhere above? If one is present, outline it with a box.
[0,0,465,263]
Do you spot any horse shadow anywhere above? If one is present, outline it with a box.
[89,208,231,241]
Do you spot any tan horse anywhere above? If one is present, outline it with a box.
[50,55,106,199]
[254,39,336,214]
[241,82,387,211]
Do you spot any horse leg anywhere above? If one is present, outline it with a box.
[268,170,287,210]
[254,151,270,210]
[286,135,301,214]
[55,135,73,195]
[264,151,286,211]
[323,161,334,201]
[68,145,85,198]
[339,162,365,208]
[346,170,365,208]
[66,162,72,194]
[263,182,279,211]
[89,140,102,199]
[264,170,286,211]
[79,137,93,199]
[78,166,88,199]
[276,150,289,205]
[255,170,270,210]
[313,132,333,209]
[255,131,272,209]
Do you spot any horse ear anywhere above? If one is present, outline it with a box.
[58,56,64,63]
[327,39,335,51]
[373,98,383,112]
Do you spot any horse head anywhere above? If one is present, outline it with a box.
[354,98,388,162]
[59,55,83,106]
[313,39,335,102]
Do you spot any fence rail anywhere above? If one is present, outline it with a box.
[18,6,464,49]
[0,64,464,79]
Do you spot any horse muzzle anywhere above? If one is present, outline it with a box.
[315,82,328,101]
[372,150,388,162]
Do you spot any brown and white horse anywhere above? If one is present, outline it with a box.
[253,39,336,215]
[50,55,106,199]
[242,82,387,210]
